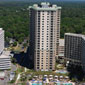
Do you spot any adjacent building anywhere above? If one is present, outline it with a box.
[58,39,64,59]
[0,28,11,70]
[29,2,61,71]
[64,33,85,71]
[0,55,11,70]
[0,28,4,55]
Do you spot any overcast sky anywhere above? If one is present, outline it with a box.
[0,0,85,1]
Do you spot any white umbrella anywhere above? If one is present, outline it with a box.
[44,75,47,77]
[55,75,58,78]
[60,76,63,78]
[49,75,53,77]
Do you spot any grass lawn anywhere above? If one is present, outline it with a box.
[25,69,68,77]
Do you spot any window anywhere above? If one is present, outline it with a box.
[50,67,52,69]
[42,13,44,15]
[37,67,39,69]
[47,12,49,15]
[42,19,44,20]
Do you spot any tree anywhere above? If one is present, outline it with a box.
[72,78,77,82]
[23,43,28,48]
[11,57,17,64]
[20,74,27,81]
[13,41,17,46]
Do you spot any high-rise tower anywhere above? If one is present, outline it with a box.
[65,33,85,72]
[29,2,61,71]
[0,28,4,55]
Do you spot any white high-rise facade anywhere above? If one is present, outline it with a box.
[29,2,61,71]
[0,28,4,55]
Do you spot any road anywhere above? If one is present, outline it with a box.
[0,78,7,85]
[0,71,9,85]
[11,64,17,72]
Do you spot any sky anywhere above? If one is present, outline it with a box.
[0,0,85,1]
[0,0,85,2]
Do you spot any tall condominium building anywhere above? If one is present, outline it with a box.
[65,33,85,71]
[29,2,61,71]
[0,28,4,55]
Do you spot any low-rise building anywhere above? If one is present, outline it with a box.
[0,55,11,70]
[58,39,64,59]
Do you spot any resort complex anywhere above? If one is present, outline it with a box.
[0,1,85,85]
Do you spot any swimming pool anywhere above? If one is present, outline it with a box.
[56,82,72,85]
[63,83,72,85]
[56,70,68,74]
[32,83,42,85]
[56,82,61,85]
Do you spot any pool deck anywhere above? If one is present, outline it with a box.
[28,80,75,85]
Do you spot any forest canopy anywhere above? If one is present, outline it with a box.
[0,1,85,43]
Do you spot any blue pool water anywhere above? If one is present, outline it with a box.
[57,82,61,85]
[56,82,72,85]
[56,71,67,74]
[32,83,42,85]
[63,83,72,85]
[56,82,61,85]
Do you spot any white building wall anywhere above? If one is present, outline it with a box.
[0,55,11,70]
[0,28,4,54]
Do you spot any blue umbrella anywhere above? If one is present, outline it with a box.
[32,80,35,81]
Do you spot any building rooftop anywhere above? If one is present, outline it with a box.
[0,55,10,59]
[29,2,61,11]
[2,51,11,56]
[65,33,85,37]
[0,28,3,30]
[0,28,4,34]
[0,72,5,77]
[58,53,64,56]
[65,33,85,40]
[59,39,64,46]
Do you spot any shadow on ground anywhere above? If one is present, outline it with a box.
[13,47,34,69]
[67,64,85,81]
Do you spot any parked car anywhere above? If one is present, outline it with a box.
[9,72,15,81]
[0,78,4,80]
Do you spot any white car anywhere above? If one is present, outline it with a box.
[9,72,15,81]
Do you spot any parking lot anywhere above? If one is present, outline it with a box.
[0,63,17,85]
